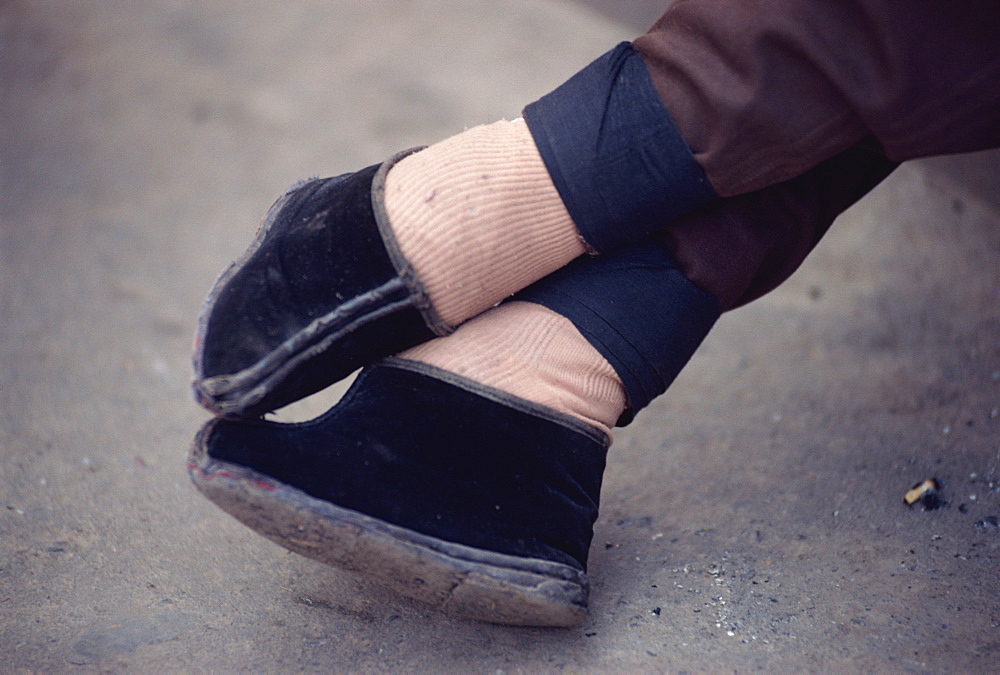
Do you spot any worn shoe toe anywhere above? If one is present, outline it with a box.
[193,149,449,418]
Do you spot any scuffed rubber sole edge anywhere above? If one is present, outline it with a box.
[187,425,589,627]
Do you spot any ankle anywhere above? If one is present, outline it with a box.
[383,120,586,327]
[398,301,626,437]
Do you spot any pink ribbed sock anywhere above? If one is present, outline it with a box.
[399,301,627,438]
[383,119,586,328]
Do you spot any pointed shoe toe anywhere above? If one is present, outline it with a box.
[193,149,449,418]
[188,358,609,627]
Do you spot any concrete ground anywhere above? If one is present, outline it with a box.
[2,1,998,671]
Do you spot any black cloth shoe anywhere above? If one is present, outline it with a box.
[188,358,609,627]
[192,149,451,418]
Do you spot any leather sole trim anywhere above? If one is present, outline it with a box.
[370,146,453,339]
[385,357,610,447]
[187,424,590,628]
[193,276,413,416]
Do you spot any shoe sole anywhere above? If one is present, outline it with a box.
[187,425,590,627]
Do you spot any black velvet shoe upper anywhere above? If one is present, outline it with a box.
[193,149,450,418]
[199,358,610,571]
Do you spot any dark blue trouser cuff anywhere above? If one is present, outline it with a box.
[512,243,720,426]
[523,42,717,254]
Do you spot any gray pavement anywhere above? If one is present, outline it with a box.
[2,1,998,671]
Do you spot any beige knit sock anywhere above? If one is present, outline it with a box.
[398,301,627,438]
[384,118,586,328]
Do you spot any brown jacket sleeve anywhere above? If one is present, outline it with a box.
[633,0,1000,197]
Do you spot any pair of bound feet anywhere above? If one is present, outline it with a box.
[188,120,718,627]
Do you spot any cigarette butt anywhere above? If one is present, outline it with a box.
[904,478,938,505]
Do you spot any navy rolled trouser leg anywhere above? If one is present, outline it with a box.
[513,242,720,426]
[523,42,717,254]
